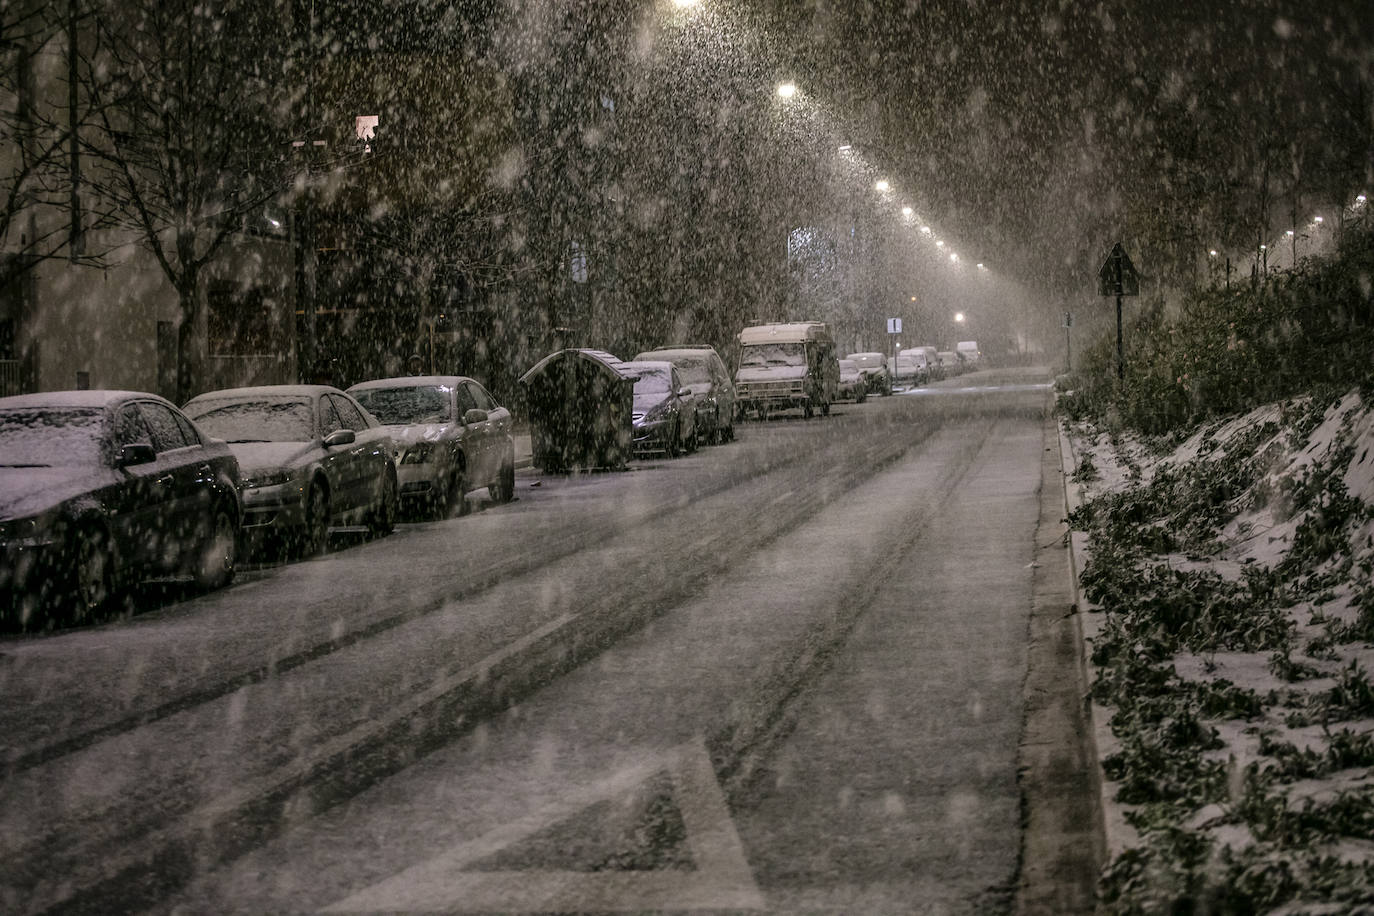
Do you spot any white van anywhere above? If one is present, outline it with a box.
[956,340,981,365]
[734,322,839,419]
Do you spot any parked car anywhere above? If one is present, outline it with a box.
[937,351,963,376]
[0,391,242,627]
[899,347,936,384]
[836,359,867,402]
[888,354,923,389]
[847,351,892,396]
[956,340,982,366]
[183,385,396,556]
[623,361,697,457]
[348,376,515,518]
[633,345,736,444]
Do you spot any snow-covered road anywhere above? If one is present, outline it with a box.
[0,368,1086,914]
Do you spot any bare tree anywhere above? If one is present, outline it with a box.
[0,0,104,289]
[75,0,294,401]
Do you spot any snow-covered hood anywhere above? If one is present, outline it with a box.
[227,441,318,473]
[380,422,459,448]
[0,465,116,520]
[736,365,805,384]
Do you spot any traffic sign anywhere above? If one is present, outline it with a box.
[886,317,902,334]
[1097,243,1139,297]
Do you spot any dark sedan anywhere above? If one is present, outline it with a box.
[0,391,242,629]
[183,385,397,557]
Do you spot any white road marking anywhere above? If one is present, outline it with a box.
[319,740,764,913]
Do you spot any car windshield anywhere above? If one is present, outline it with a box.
[631,368,671,394]
[850,354,882,370]
[186,398,315,442]
[0,408,105,466]
[665,357,708,384]
[353,386,452,424]
[739,342,804,368]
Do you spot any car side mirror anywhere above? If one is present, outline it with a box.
[324,428,356,447]
[463,408,489,425]
[677,387,692,399]
[115,442,157,467]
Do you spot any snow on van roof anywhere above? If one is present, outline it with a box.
[738,322,832,345]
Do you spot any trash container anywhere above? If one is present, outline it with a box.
[518,348,636,472]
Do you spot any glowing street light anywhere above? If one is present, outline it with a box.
[954,312,966,323]
[935,239,944,248]
[1209,249,1218,257]
[776,82,797,99]
[920,226,931,235]
[949,252,958,262]
[901,206,913,217]
[874,179,891,192]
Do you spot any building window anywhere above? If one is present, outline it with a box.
[208,282,279,356]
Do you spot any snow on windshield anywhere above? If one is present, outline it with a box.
[353,386,452,425]
[740,343,804,368]
[632,368,671,394]
[186,399,315,442]
[849,354,882,370]
[0,408,106,466]
[668,358,709,385]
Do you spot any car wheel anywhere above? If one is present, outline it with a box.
[489,453,516,504]
[756,405,768,422]
[821,399,831,416]
[369,469,397,537]
[802,401,814,419]
[666,419,681,458]
[193,504,237,590]
[301,481,330,557]
[451,469,470,517]
[70,524,113,624]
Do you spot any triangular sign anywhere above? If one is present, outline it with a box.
[1097,242,1140,297]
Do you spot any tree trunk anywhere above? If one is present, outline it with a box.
[175,270,206,404]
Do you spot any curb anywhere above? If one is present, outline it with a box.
[1056,420,1139,861]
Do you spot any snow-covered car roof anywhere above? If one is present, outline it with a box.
[347,376,477,392]
[646,347,721,360]
[0,390,169,411]
[187,385,341,403]
[621,360,675,377]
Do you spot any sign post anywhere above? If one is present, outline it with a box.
[1097,242,1139,380]
[886,317,902,379]
[1063,311,1073,372]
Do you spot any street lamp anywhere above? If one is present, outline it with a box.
[776,82,797,99]
[901,206,912,218]
[954,312,965,323]
[874,179,890,192]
